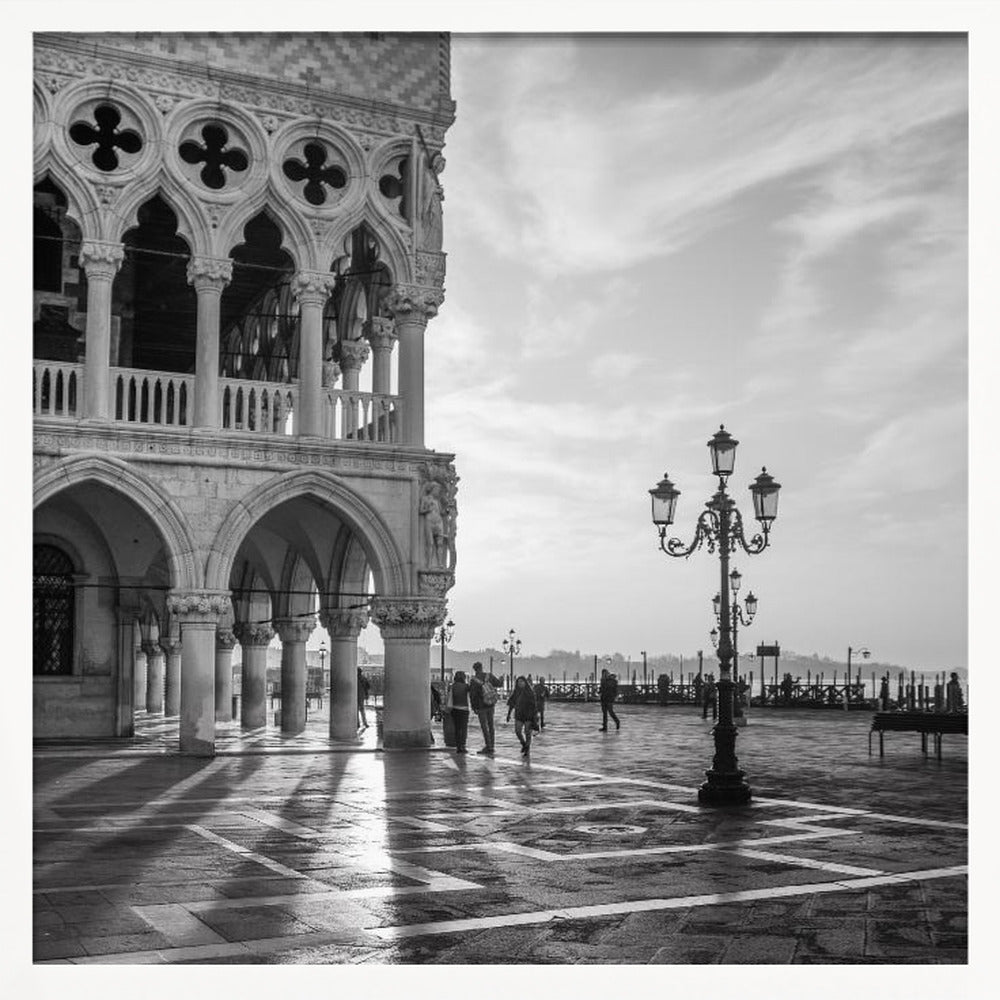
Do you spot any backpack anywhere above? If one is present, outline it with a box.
[479,677,498,706]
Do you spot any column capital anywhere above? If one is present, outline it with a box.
[233,622,275,648]
[186,255,233,292]
[292,270,337,307]
[364,317,397,351]
[79,241,125,279]
[140,640,161,657]
[216,627,237,650]
[383,284,444,323]
[319,607,370,639]
[274,618,316,644]
[338,338,371,374]
[371,597,446,640]
[167,590,232,625]
[159,637,182,656]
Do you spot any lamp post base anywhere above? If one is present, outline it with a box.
[698,771,752,806]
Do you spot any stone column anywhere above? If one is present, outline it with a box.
[215,627,236,721]
[80,241,124,421]
[384,285,443,448]
[275,619,314,734]
[115,609,138,737]
[142,640,164,714]
[187,257,232,430]
[320,608,370,742]
[233,623,274,729]
[372,599,445,748]
[365,317,397,396]
[167,591,231,756]
[292,271,336,437]
[133,640,148,713]
[161,637,182,717]
[339,339,371,437]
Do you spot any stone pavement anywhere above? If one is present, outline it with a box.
[32,702,967,965]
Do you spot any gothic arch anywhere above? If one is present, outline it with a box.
[33,455,201,590]
[109,173,210,257]
[32,161,97,241]
[205,468,407,597]
[216,193,315,271]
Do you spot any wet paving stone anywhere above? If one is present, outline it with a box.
[33,703,966,965]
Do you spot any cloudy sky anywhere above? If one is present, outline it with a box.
[412,34,967,671]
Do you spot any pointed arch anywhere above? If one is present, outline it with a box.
[33,455,201,590]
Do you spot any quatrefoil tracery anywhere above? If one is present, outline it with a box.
[282,142,347,206]
[68,104,142,172]
[179,123,249,190]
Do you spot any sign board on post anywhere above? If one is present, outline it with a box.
[757,644,780,658]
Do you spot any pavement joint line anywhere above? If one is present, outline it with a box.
[364,865,970,942]
[238,807,324,839]
[130,902,229,948]
[34,873,319,895]
[185,823,310,881]
[717,847,887,877]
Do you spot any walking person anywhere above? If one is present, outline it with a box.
[702,672,717,720]
[945,672,965,713]
[599,668,620,731]
[533,676,550,729]
[446,670,471,753]
[470,660,500,755]
[506,675,538,757]
[357,667,370,730]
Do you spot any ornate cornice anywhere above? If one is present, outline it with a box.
[370,597,446,639]
[338,338,371,373]
[383,284,444,323]
[79,241,125,280]
[167,590,232,623]
[319,607,370,639]
[292,270,337,307]
[187,256,233,291]
[274,618,316,643]
[364,317,397,351]
[34,33,455,138]
[418,571,455,599]
[233,623,275,648]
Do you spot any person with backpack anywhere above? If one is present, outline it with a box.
[506,675,538,756]
[598,668,620,731]
[445,670,471,754]
[532,677,550,729]
[469,660,500,755]
[357,667,371,730]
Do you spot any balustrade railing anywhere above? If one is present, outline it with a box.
[325,390,400,444]
[34,361,403,446]
[112,367,194,427]
[33,361,82,418]
[220,378,297,436]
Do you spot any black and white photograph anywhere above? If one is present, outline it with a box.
[16,0,994,991]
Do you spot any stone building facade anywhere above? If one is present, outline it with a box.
[32,32,457,753]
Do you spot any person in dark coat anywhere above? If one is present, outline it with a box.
[446,670,471,753]
[469,660,501,755]
[532,677,550,729]
[357,667,371,729]
[599,668,620,731]
[506,675,538,756]
[702,672,717,720]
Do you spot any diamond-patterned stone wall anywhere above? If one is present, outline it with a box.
[79,32,451,112]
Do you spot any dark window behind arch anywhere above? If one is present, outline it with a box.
[33,544,75,676]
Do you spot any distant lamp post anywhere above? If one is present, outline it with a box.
[713,571,757,717]
[502,629,521,686]
[847,645,871,697]
[641,649,648,685]
[649,425,781,806]
[436,619,455,684]
[319,641,327,680]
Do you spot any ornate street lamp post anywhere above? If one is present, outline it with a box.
[319,641,327,684]
[847,645,870,702]
[649,425,781,806]
[436,619,454,685]
[502,629,521,687]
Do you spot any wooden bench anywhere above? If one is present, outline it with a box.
[869,711,968,760]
